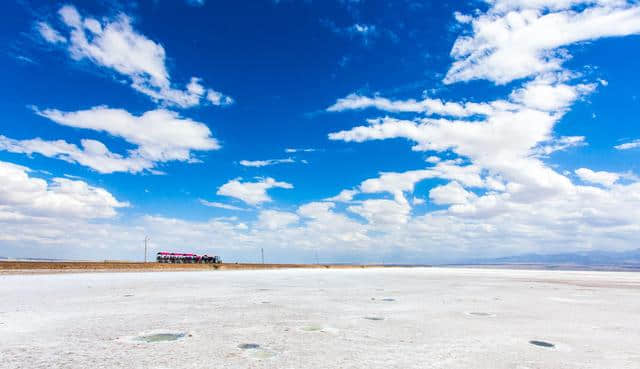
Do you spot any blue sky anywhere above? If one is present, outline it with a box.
[1,0,640,263]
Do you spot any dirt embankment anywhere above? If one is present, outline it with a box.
[0,260,383,274]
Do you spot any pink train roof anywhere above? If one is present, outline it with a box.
[157,252,201,256]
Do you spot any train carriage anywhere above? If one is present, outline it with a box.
[156,252,221,264]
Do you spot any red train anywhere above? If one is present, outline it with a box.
[156,252,222,264]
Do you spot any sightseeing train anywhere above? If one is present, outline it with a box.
[156,252,222,264]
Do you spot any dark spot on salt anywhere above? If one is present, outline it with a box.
[468,312,492,316]
[381,298,395,302]
[364,316,384,321]
[261,301,271,304]
[123,294,134,297]
[529,340,555,348]
[238,343,260,349]
[136,333,186,343]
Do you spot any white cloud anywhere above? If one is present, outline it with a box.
[329,79,595,116]
[575,168,620,187]
[297,202,369,243]
[321,20,381,45]
[239,158,295,167]
[348,198,411,226]
[446,2,640,84]
[36,22,66,44]
[329,101,577,201]
[323,0,640,256]
[532,135,586,156]
[327,93,495,117]
[40,5,232,108]
[217,177,293,206]
[256,210,299,230]
[1,107,220,174]
[510,79,596,111]
[285,148,316,153]
[206,89,234,106]
[198,199,246,211]
[429,181,476,205]
[614,139,640,150]
[350,24,375,35]
[0,160,128,220]
[38,106,219,161]
[412,197,426,205]
[359,169,434,202]
[0,136,151,174]
[325,189,358,202]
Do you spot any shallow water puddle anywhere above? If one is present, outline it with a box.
[529,340,555,348]
[238,343,277,359]
[136,333,186,343]
[238,343,260,349]
[466,312,495,317]
[251,349,277,359]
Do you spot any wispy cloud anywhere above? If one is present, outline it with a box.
[37,5,232,108]
[239,158,295,167]
[446,1,640,84]
[284,148,316,153]
[614,139,640,150]
[198,199,247,211]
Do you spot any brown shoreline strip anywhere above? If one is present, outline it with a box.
[0,260,386,274]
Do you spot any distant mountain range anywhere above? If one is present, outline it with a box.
[469,249,640,267]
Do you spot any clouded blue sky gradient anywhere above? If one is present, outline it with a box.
[1,0,640,263]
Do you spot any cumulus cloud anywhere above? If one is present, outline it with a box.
[44,107,217,159]
[239,158,295,167]
[0,136,152,174]
[38,5,232,108]
[510,79,596,111]
[1,107,220,174]
[217,177,293,206]
[445,1,640,84]
[347,198,411,226]
[256,210,299,230]
[0,160,128,220]
[321,0,640,257]
[325,189,358,202]
[429,181,476,205]
[575,168,620,187]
